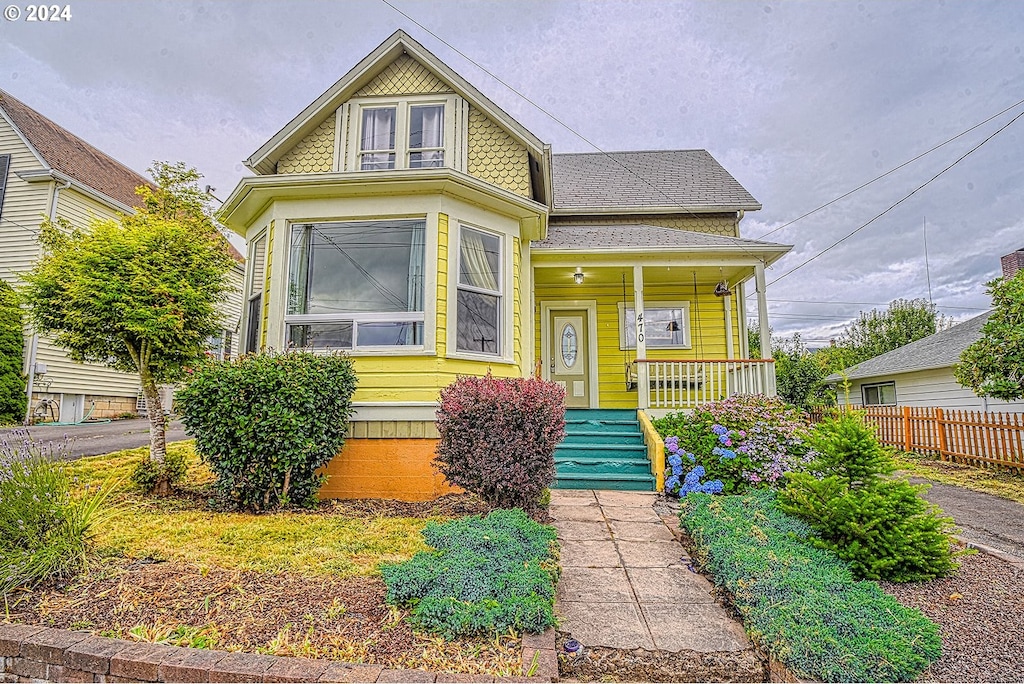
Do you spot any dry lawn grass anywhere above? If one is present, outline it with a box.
[894,453,1024,505]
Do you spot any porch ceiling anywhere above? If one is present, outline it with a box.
[533,264,752,287]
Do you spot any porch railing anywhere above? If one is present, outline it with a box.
[634,358,776,410]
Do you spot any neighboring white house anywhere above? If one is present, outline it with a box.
[826,310,1024,413]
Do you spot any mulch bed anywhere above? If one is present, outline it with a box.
[8,558,520,675]
[881,548,1024,683]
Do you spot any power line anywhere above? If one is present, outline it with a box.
[742,296,988,311]
[753,96,1024,240]
[767,107,1024,287]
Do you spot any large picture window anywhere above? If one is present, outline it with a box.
[618,302,690,350]
[286,219,425,349]
[456,226,502,355]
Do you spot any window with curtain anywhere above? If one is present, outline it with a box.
[409,105,444,168]
[456,226,502,355]
[618,302,691,350]
[286,219,426,349]
[360,107,397,170]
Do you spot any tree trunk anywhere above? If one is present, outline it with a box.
[141,371,170,497]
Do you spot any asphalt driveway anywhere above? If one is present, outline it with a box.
[0,418,188,460]
[912,477,1024,561]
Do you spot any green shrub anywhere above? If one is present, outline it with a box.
[382,509,559,637]
[680,490,941,682]
[435,374,565,509]
[781,413,957,582]
[0,281,26,425]
[129,447,188,493]
[176,351,357,512]
[0,430,115,595]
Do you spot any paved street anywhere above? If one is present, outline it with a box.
[0,418,188,459]
[912,477,1024,561]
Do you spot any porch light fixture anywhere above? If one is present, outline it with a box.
[714,280,732,297]
[573,267,584,285]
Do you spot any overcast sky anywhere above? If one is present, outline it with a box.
[3,0,1022,343]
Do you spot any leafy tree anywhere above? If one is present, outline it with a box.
[954,270,1024,401]
[0,281,26,424]
[19,162,233,494]
[838,298,946,365]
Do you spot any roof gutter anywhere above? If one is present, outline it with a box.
[17,168,136,214]
[550,204,762,216]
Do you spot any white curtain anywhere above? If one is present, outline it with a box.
[407,224,425,311]
[460,229,499,292]
[362,107,395,150]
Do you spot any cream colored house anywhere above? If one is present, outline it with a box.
[221,31,792,498]
[0,89,244,422]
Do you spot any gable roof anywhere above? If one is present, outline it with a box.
[824,311,992,382]
[532,223,788,257]
[246,30,550,181]
[551,150,762,214]
[0,89,149,209]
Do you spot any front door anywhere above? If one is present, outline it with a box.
[549,309,590,408]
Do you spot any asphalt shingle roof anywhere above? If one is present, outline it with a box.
[0,89,150,208]
[531,223,786,251]
[824,311,992,382]
[551,150,761,212]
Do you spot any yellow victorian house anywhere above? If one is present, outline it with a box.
[220,31,791,499]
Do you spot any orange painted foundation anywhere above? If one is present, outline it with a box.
[318,438,461,501]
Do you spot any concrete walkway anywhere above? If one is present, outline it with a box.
[550,489,750,653]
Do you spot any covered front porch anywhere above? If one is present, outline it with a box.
[531,253,782,413]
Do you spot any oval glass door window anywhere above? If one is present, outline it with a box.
[561,323,578,369]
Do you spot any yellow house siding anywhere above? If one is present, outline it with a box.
[467,107,531,198]
[277,114,336,174]
[550,213,738,236]
[436,213,449,356]
[0,117,50,283]
[348,420,439,439]
[349,356,519,404]
[261,220,275,349]
[534,282,732,408]
[354,55,454,96]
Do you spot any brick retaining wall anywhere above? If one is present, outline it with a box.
[0,624,558,683]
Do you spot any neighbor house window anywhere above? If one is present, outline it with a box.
[618,302,691,350]
[456,226,502,355]
[352,98,452,171]
[286,219,425,349]
[244,234,267,353]
[862,382,896,406]
[0,155,10,223]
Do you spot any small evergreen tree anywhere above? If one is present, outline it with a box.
[781,412,957,582]
[0,281,26,424]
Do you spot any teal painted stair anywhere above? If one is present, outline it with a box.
[554,409,656,491]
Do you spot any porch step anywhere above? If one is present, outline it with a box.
[554,409,655,492]
[554,472,656,491]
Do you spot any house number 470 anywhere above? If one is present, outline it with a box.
[635,311,645,343]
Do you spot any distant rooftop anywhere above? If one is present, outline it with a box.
[551,150,761,213]
[0,89,150,208]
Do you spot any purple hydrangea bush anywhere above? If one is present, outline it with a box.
[656,394,815,497]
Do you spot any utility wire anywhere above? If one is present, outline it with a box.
[742,296,988,311]
[767,107,1024,287]
[754,96,1024,240]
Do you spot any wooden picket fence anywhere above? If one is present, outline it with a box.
[806,405,1024,471]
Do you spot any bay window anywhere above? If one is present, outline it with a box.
[286,219,425,349]
[456,226,502,355]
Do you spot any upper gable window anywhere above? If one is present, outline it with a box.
[346,95,463,172]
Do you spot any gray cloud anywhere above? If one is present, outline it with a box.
[2,0,1021,342]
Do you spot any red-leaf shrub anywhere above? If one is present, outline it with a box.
[435,374,565,509]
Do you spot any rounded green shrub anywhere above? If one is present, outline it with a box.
[0,281,26,425]
[176,351,357,512]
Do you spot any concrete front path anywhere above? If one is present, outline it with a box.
[550,489,750,653]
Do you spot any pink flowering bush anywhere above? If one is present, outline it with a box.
[435,374,565,509]
[654,394,815,494]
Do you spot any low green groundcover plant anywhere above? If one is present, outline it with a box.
[382,509,559,638]
[681,490,940,682]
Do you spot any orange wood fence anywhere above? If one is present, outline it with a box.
[807,405,1024,471]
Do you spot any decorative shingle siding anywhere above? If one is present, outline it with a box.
[550,213,738,236]
[354,55,453,96]
[277,114,336,174]
[467,107,531,198]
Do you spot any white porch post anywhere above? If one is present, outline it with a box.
[723,293,734,359]
[754,261,774,394]
[633,265,648,409]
